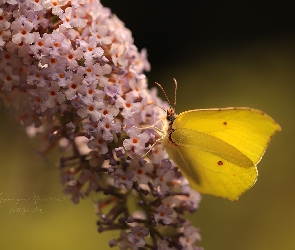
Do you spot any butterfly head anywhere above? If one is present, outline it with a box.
[166,107,177,126]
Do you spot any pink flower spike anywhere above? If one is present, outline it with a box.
[111,44,128,67]
[157,240,177,250]
[115,90,142,119]
[153,164,175,194]
[77,169,99,191]
[77,100,103,121]
[179,226,202,250]
[87,131,108,154]
[113,168,134,190]
[44,0,69,15]
[100,114,121,141]
[126,226,149,247]
[162,196,181,208]
[131,159,153,185]
[0,1,203,249]
[123,128,150,157]
[154,204,175,225]
[11,18,34,44]
[45,81,65,109]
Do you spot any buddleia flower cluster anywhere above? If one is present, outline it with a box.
[0,0,203,249]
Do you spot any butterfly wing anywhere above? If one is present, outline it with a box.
[165,108,281,200]
[166,128,257,200]
[173,108,281,165]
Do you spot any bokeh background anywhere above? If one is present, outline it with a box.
[1,1,294,249]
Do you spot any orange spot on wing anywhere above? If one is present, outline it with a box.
[217,160,223,166]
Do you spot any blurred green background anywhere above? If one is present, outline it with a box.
[1,1,295,249]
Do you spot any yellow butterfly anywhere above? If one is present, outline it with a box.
[158,80,281,201]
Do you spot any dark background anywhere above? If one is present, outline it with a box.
[101,0,295,76]
[1,1,295,249]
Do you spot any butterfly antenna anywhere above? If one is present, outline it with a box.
[155,82,171,107]
[154,103,166,112]
[173,78,177,111]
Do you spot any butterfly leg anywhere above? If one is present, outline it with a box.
[132,119,165,135]
[141,138,163,158]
